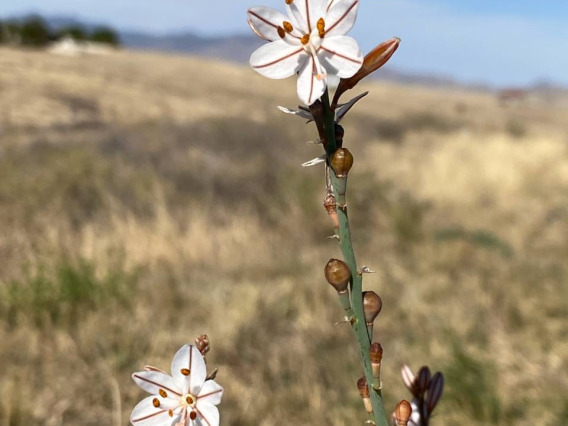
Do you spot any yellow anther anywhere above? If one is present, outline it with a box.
[285,0,294,4]
[190,411,197,420]
[159,389,168,398]
[301,34,310,45]
[168,409,174,417]
[186,396,194,404]
[317,18,326,38]
[181,368,190,376]
[283,21,294,33]
[277,26,286,39]
[152,398,161,408]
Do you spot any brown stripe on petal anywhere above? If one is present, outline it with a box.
[132,409,168,422]
[327,0,338,12]
[197,389,223,400]
[253,48,303,69]
[320,46,361,63]
[133,375,181,396]
[248,10,279,29]
[326,1,358,34]
[195,407,212,426]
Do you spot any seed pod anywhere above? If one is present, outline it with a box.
[324,259,351,293]
[362,291,383,325]
[330,148,354,178]
[395,400,412,426]
[357,376,373,415]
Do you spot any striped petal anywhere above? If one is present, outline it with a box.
[250,40,307,79]
[132,371,181,399]
[195,401,220,426]
[297,54,326,105]
[197,380,224,406]
[130,396,181,426]
[319,35,362,78]
[171,344,207,395]
[287,0,327,33]
[325,0,359,37]
[248,6,301,41]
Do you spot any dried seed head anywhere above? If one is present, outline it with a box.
[330,148,354,178]
[195,334,210,356]
[363,291,383,325]
[395,400,412,425]
[324,259,351,293]
[356,376,370,399]
[369,342,383,364]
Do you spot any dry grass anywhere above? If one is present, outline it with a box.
[0,47,567,425]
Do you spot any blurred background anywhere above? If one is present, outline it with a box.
[0,1,567,425]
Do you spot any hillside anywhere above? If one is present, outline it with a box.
[1,48,567,425]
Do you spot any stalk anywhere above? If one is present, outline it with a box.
[321,90,389,426]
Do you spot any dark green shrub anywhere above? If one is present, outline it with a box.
[91,26,120,46]
[19,16,50,47]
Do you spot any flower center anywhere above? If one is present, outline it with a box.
[182,393,197,408]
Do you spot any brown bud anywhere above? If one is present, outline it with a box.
[323,193,339,228]
[330,148,353,178]
[334,37,401,104]
[363,291,383,325]
[395,400,412,425]
[324,259,351,293]
[357,376,370,399]
[195,335,210,356]
[369,342,383,364]
[427,371,444,413]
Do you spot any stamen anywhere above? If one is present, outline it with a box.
[317,18,326,38]
[283,21,294,33]
[181,368,191,376]
[285,0,294,4]
[159,389,168,398]
[168,410,174,417]
[301,34,310,45]
[190,411,197,420]
[152,398,161,408]
[186,396,194,404]
[277,26,286,39]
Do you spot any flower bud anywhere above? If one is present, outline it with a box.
[427,372,444,413]
[195,335,210,356]
[369,342,383,364]
[418,366,431,394]
[323,192,339,228]
[395,400,412,426]
[330,148,354,178]
[362,291,382,325]
[357,376,373,415]
[324,259,351,293]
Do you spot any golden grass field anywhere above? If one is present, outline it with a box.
[1,47,567,425]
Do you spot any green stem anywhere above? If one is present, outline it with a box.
[321,90,389,426]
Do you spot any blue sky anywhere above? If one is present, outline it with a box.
[1,0,567,87]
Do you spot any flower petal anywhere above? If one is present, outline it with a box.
[171,344,207,395]
[195,401,220,426]
[287,0,326,33]
[325,0,359,37]
[319,35,362,78]
[247,6,301,41]
[197,380,224,406]
[130,396,181,426]
[297,54,326,105]
[250,40,307,79]
[132,371,182,399]
[277,105,314,120]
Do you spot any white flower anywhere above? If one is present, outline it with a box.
[130,344,223,426]
[248,0,363,105]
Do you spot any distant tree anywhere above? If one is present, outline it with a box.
[91,27,120,46]
[19,16,50,47]
[0,21,5,44]
[58,26,88,41]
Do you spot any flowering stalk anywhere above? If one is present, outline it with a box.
[320,89,389,426]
